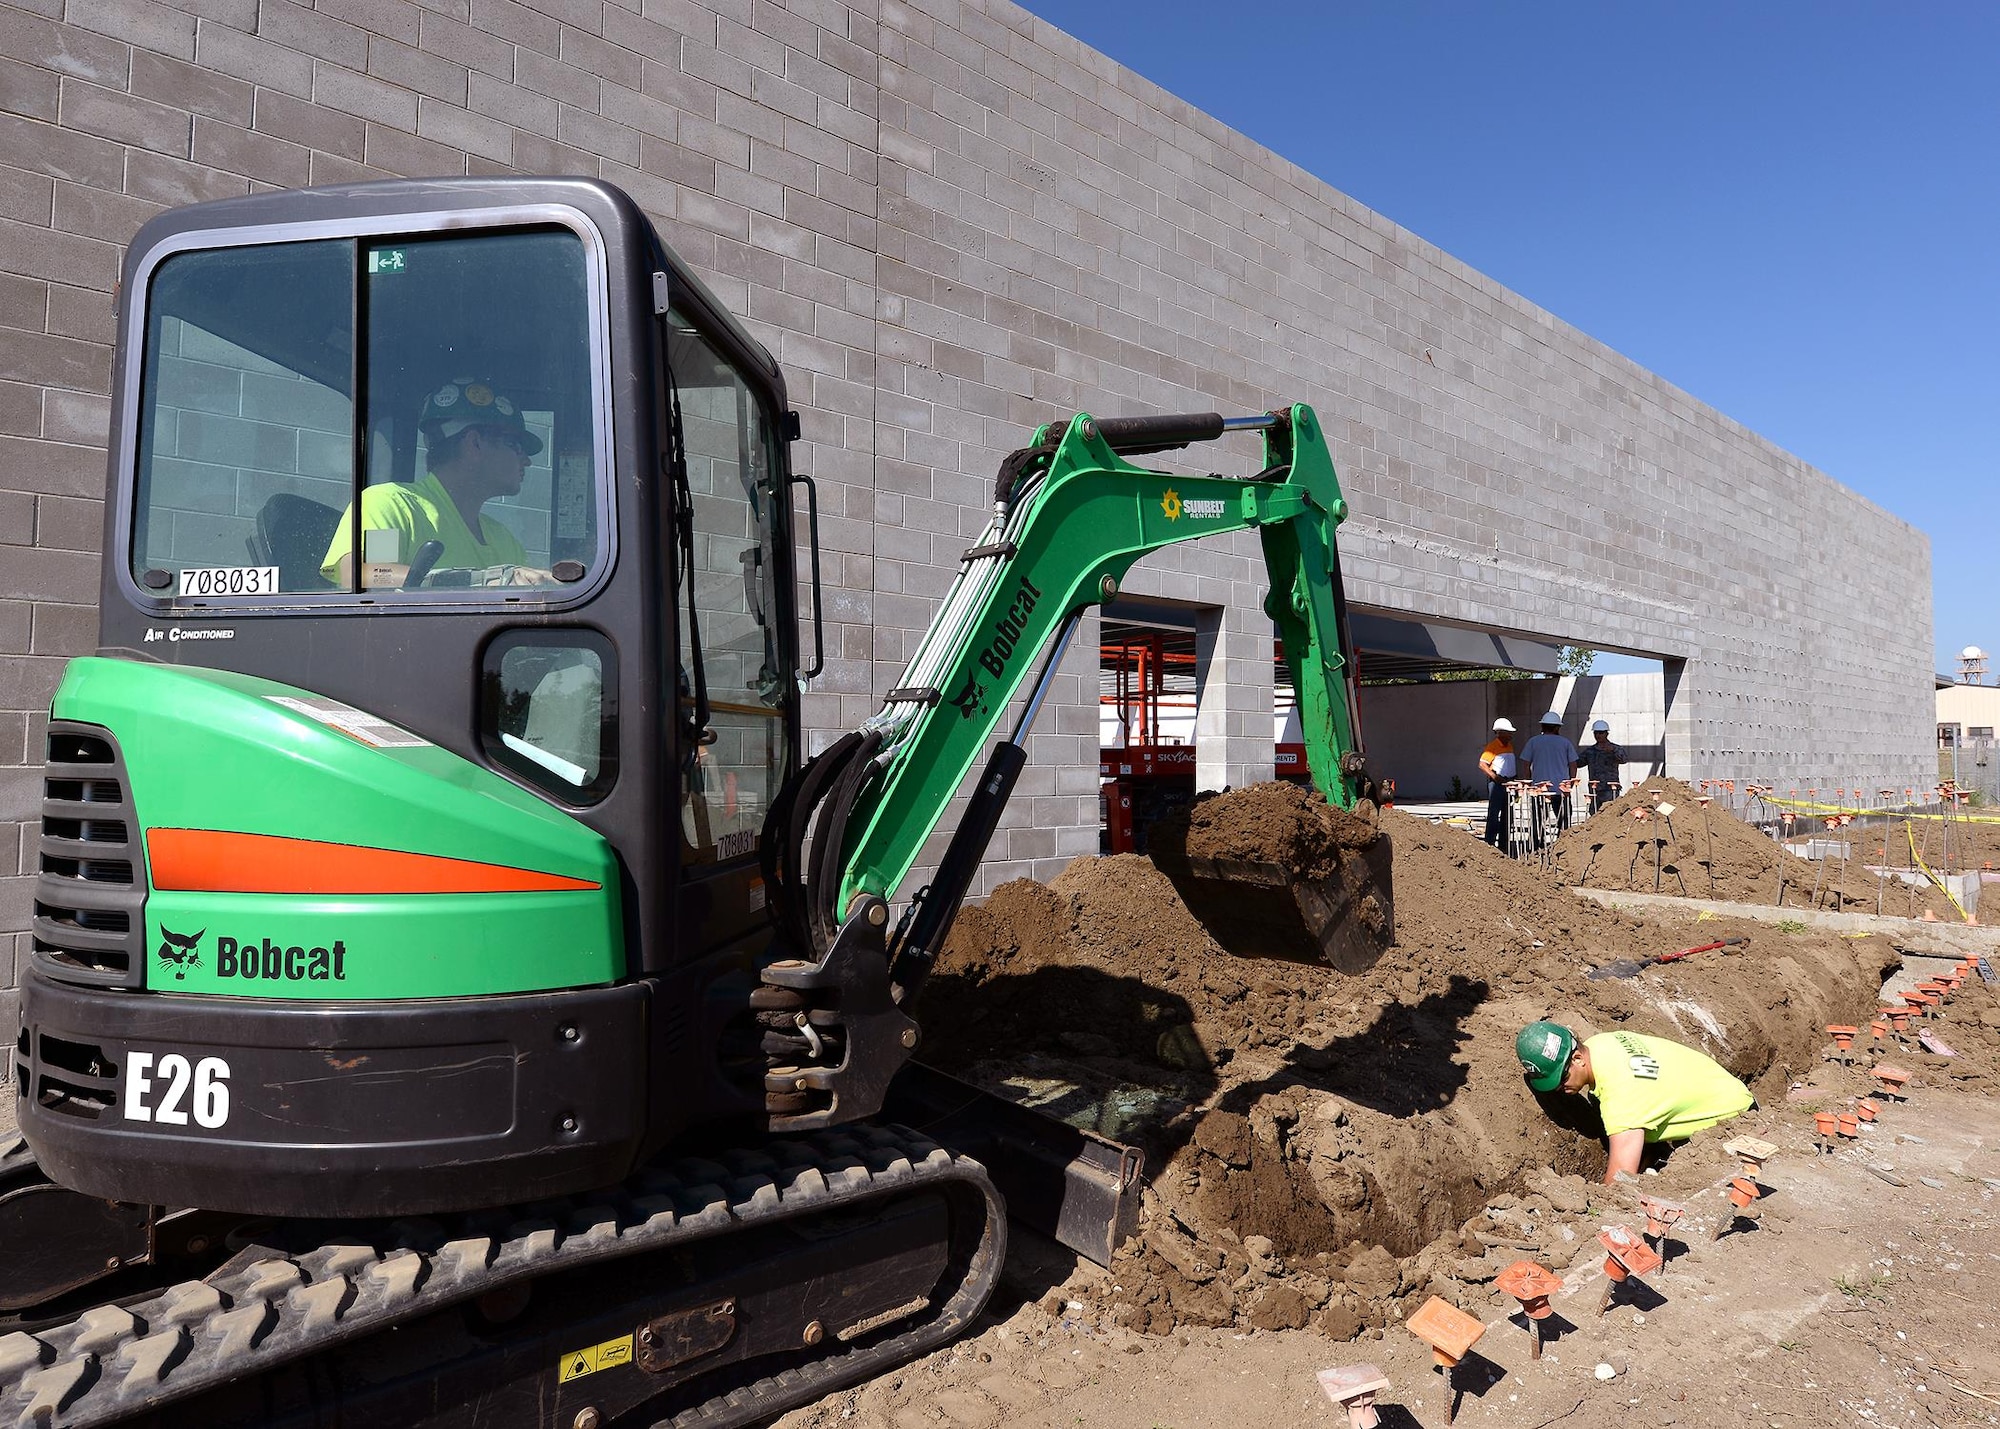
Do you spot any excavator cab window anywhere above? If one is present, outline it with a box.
[129,225,605,602]
[480,627,618,802]
[666,309,788,864]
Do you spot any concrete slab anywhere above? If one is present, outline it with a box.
[1569,886,2000,956]
[1393,800,1486,826]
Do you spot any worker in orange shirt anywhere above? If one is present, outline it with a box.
[1479,718,1519,850]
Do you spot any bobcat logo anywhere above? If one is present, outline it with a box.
[948,674,988,719]
[157,926,205,980]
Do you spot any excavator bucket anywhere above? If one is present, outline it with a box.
[1146,783,1394,974]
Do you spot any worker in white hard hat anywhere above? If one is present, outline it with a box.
[1579,719,1625,814]
[1479,717,1520,850]
[1521,711,1580,843]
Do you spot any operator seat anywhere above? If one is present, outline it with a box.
[248,492,342,591]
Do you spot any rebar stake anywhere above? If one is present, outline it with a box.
[1636,1194,1686,1277]
[1698,794,1716,894]
[1810,819,1833,908]
[1595,1226,1661,1315]
[1316,1364,1391,1429]
[1494,1261,1562,1361]
[1405,1297,1485,1427]
[1711,1176,1763,1241]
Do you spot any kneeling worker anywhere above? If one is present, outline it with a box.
[1516,1021,1753,1184]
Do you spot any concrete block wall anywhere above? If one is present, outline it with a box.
[862,0,1929,840]
[0,0,1935,1031]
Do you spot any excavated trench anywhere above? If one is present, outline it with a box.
[917,784,1905,1335]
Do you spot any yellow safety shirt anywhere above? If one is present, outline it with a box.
[320,472,527,581]
[1584,1030,1752,1143]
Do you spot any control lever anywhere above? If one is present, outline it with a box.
[403,540,445,590]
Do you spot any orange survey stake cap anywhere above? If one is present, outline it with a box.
[1405,1296,1486,1366]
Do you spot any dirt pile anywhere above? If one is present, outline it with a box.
[1842,806,2000,874]
[1552,776,1963,918]
[1923,967,2000,1075]
[920,783,1903,1339]
[1151,779,1380,874]
[1928,813,2000,869]
[1794,960,2000,1103]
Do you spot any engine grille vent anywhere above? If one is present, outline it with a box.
[32,724,146,989]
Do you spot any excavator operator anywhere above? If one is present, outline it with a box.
[321,378,552,589]
[1517,1020,1753,1183]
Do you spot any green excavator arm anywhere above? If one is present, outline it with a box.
[757,402,1383,1134]
[839,403,1367,913]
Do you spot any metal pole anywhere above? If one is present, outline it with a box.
[1945,741,1955,874]
[1012,611,1083,743]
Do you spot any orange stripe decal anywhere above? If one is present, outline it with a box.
[148,829,601,896]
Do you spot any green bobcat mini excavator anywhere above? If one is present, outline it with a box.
[2,176,1384,1428]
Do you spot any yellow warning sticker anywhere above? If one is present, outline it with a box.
[558,1333,635,1383]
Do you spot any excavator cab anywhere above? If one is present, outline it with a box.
[19,178,810,1220]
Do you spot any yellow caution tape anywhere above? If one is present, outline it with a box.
[1906,823,1971,923]
[1755,793,2000,824]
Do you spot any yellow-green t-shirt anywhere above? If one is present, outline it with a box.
[1584,1031,1752,1143]
[319,472,528,581]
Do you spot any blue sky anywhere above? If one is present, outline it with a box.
[1017,1,1995,677]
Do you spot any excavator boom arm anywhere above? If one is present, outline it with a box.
[838,403,1366,914]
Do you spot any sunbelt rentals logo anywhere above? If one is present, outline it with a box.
[1160,488,1226,521]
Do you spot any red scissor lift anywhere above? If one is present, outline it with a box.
[1100,626,1200,853]
[1100,628,1358,854]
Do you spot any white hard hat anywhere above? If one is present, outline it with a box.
[1540,710,1562,726]
[1591,719,1610,733]
[1492,718,1515,733]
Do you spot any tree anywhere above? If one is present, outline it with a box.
[1558,646,1596,676]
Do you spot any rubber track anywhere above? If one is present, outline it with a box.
[0,1125,1003,1429]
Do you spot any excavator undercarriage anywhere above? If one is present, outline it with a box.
[0,1124,1000,1429]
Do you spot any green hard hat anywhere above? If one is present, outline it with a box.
[1517,1021,1576,1092]
[419,378,543,455]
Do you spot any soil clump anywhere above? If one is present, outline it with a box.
[1151,778,1379,873]
[919,782,1903,1340]
[1144,781,1392,971]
